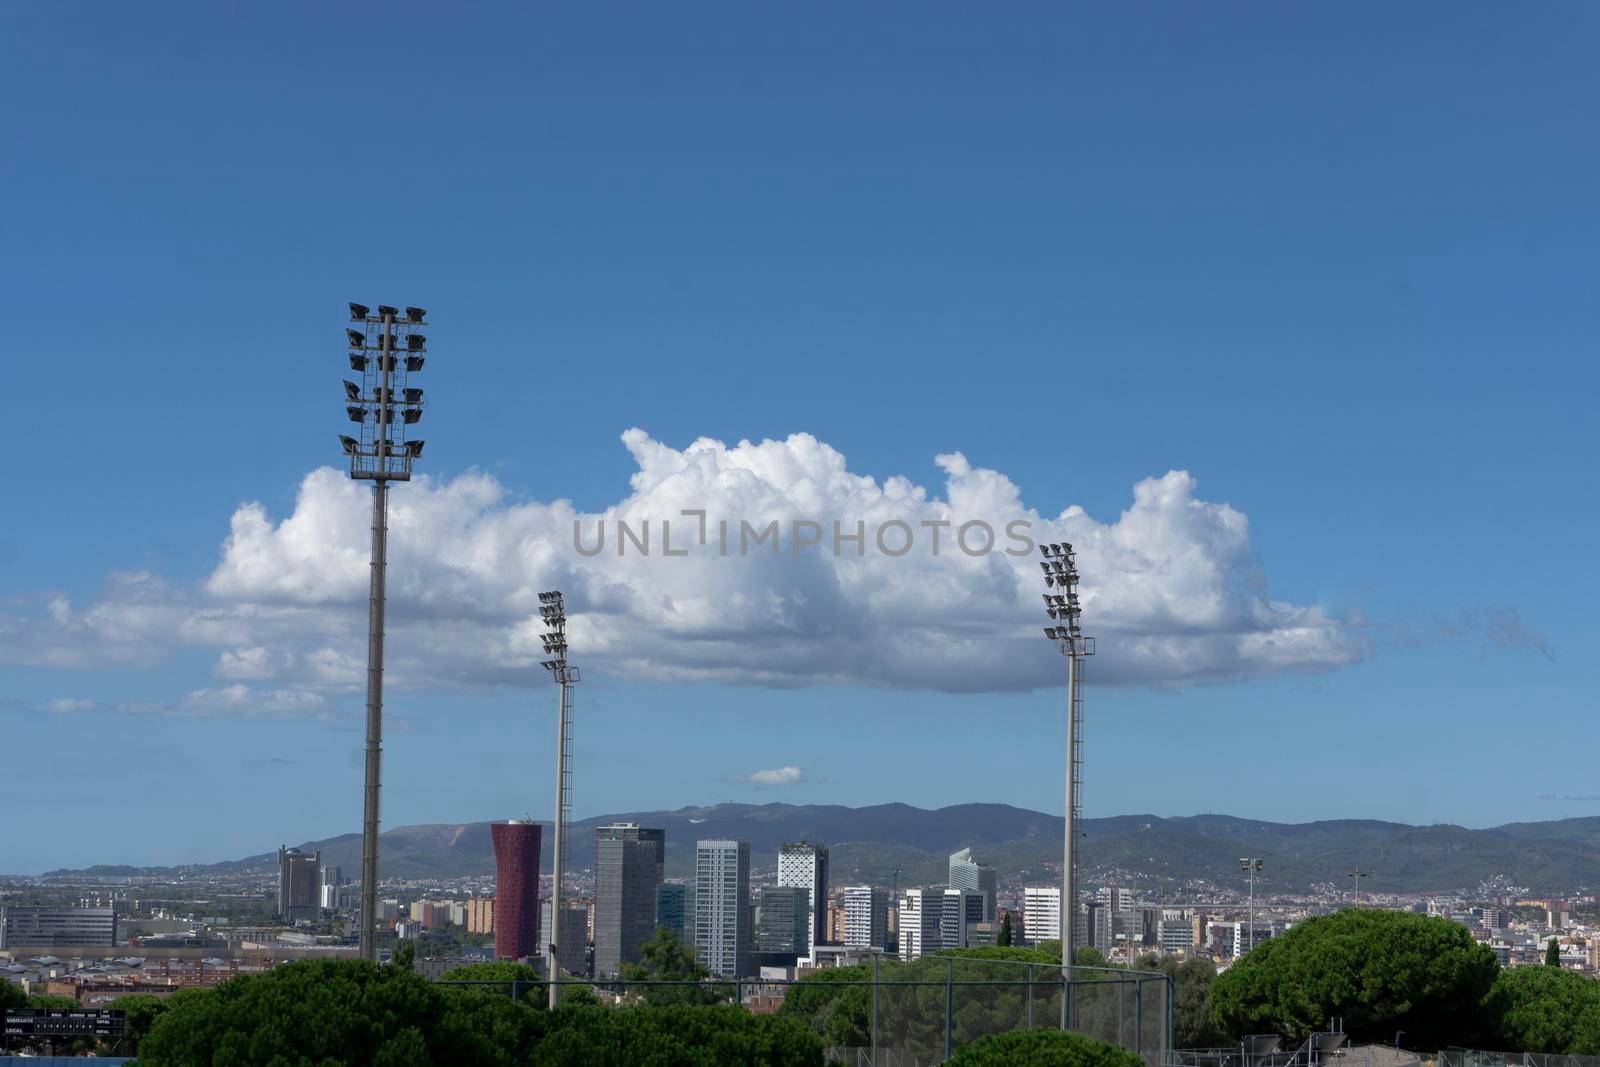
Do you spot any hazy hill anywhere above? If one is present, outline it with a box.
[42,805,1600,895]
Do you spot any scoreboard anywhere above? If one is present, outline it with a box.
[4,1007,126,1039]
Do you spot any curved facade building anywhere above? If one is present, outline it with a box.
[491,820,542,960]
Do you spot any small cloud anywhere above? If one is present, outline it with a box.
[45,697,99,713]
[1377,607,1553,661]
[1481,608,1554,661]
[732,765,806,787]
[1538,793,1600,802]
[214,646,284,681]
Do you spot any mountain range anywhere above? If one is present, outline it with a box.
[44,803,1600,895]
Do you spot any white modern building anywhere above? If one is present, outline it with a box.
[1024,886,1061,945]
[777,842,829,961]
[898,889,944,961]
[840,886,888,951]
[694,839,751,978]
[1096,886,1135,913]
[948,848,998,921]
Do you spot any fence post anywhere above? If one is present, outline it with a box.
[1135,978,1143,1057]
[511,979,519,1004]
[1165,973,1175,1061]
[945,956,954,1062]
[1027,963,1034,1029]
[735,978,743,1007]
[871,953,879,1067]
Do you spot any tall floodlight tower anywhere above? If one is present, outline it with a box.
[539,591,578,1007]
[1240,858,1263,954]
[341,302,428,961]
[1041,542,1093,1026]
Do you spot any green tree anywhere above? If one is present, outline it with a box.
[1547,939,1562,967]
[999,913,1014,947]
[947,1029,1146,1067]
[1482,964,1600,1054]
[26,994,79,1010]
[438,960,546,1006]
[1153,956,1226,1048]
[391,939,416,971]
[618,927,725,1006]
[136,958,543,1066]
[104,993,172,1056]
[1208,909,1499,1048]
[0,980,26,1013]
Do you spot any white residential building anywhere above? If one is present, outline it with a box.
[840,886,888,951]
[694,839,751,978]
[899,889,943,961]
[1024,887,1062,945]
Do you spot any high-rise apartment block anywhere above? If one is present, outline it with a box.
[756,885,811,955]
[466,897,494,935]
[1097,886,1135,912]
[948,848,998,921]
[319,866,347,911]
[694,839,751,978]
[277,846,321,922]
[656,883,687,941]
[941,889,986,950]
[898,889,944,961]
[777,842,829,959]
[593,823,665,977]
[825,900,847,944]
[840,885,888,951]
[491,820,542,961]
[1024,886,1061,945]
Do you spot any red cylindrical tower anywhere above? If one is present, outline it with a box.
[491,820,543,960]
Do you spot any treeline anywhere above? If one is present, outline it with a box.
[1209,909,1600,1054]
[75,957,822,1065]
[780,910,1600,1056]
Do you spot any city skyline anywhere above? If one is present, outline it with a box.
[3,2,1594,877]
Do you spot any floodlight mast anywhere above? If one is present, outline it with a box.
[1041,542,1093,1028]
[341,301,428,962]
[539,591,578,1008]
[1241,858,1263,954]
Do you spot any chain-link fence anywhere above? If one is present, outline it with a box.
[1439,1050,1600,1067]
[440,956,1171,1065]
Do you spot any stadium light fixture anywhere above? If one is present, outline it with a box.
[538,590,579,1008]
[1041,540,1094,1025]
[340,301,431,962]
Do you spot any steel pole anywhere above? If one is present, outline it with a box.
[1061,647,1077,1028]
[353,308,399,964]
[359,477,388,961]
[548,677,568,1009]
[871,953,879,1066]
[1248,866,1255,955]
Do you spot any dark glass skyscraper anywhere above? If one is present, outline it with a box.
[277,845,322,922]
[593,822,665,976]
[491,820,542,960]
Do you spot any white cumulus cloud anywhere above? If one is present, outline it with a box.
[734,766,806,787]
[0,428,1370,709]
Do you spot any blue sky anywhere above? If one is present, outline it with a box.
[1,3,1595,874]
